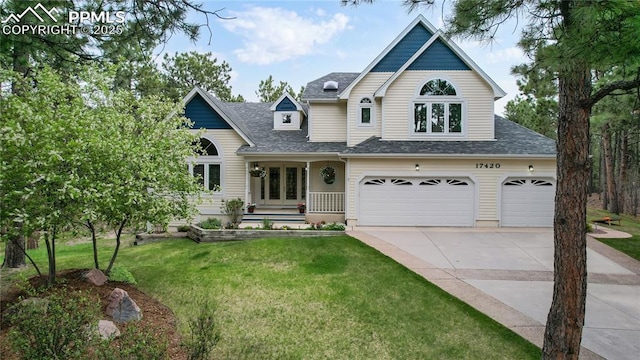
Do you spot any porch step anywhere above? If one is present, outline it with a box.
[242,212,306,223]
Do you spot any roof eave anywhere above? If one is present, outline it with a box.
[340,153,556,159]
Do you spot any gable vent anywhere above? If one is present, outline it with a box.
[323,81,338,90]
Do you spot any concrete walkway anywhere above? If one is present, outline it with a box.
[347,227,640,360]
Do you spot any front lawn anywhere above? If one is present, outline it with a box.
[4,235,539,359]
[588,207,640,261]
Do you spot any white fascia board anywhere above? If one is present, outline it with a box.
[374,32,440,98]
[441,35,507,99]
[192,87,256,147]
[339,15,437,100]
[269,92,307,116]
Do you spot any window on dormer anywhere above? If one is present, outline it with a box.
[358,97,374,127]
[413,79,464,135]
[282,113,292,124]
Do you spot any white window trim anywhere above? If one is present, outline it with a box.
[357,97,375,128]
[409,77,466,138]
[187,135,224,192]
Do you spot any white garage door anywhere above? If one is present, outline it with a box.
[501,179,555,227]
[359,177,475,226]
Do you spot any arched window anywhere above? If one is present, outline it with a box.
[358,97,374,127]
[413,79,463,135]
[189,137,221,191]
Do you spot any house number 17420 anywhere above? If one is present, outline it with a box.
[475,163,501,169]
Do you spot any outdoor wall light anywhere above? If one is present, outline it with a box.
[415,164,420,171]
[528,165,534,172]
[254,163,260,171]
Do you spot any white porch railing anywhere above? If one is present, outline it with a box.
[308,192,345,213]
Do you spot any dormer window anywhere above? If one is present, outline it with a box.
[358,97,375,128]
[412,78,464,136]
[282,113,292,124]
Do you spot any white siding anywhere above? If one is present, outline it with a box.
[382,70,495,141]
[346,158,555,227]
[309,103,347,142]
[195,129,248,216]
[347,73,391,146]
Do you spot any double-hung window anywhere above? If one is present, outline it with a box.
[413,79,464,135]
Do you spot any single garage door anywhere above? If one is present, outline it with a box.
[359,177,475,226]
[501,178,555,227]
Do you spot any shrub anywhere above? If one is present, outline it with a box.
[221,198,244,228]
[95,323,168,360]
[108,265,138,284]
[8,290,99,360]
[198,218,222,230]
[182,299,221,360]
[323,222,346,231]
[261,218,274,230]
[177,224,191,232]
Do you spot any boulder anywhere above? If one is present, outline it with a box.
[105,288,142,323]
[83,269,107,286]
[97,319,120,339]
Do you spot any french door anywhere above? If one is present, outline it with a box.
[263,164,305,205]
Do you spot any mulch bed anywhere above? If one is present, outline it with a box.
[0,269,188,360]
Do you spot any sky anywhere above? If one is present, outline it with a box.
[157,0,529,115]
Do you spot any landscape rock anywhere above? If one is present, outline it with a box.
[97,319,121,339]
[105,288,142,323]
[83,268,108,286]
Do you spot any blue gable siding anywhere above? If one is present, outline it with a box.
[407,38,470,71]
[185,94,232,129]
[275,97,297,111]
[371,23,432,72]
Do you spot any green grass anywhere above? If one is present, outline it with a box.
[587,207,640,261]
[3,235,540,359]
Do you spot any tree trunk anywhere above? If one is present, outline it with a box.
[542,65,591,359]
[602,122,619,213]
[2,231,26,268]
[617,130,628,214]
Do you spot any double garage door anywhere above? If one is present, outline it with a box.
[359,177,475,226]
[358,177,555,227]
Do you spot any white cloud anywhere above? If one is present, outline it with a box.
[485,46,525,64]
[222,7,349,65]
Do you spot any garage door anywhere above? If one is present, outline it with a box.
[359,177,475,226]
[501,179,555,227]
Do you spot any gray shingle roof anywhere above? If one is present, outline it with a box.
[340,116,556,157]
[223,102,348,154]
[301,72,359,100]
[208,89,554,157]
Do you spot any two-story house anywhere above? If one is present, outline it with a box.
[180,15,556,228]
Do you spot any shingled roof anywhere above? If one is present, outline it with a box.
[340,116,556,157]
[193,86,554,158]
[301,72,359,101]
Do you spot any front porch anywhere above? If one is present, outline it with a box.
[244,160,346,223]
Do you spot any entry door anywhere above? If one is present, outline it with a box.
[265,165,303,205]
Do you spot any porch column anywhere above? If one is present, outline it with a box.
[306,161,310,214]
[245,161,250,207]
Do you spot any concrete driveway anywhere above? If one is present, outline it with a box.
[347,227,640,360]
